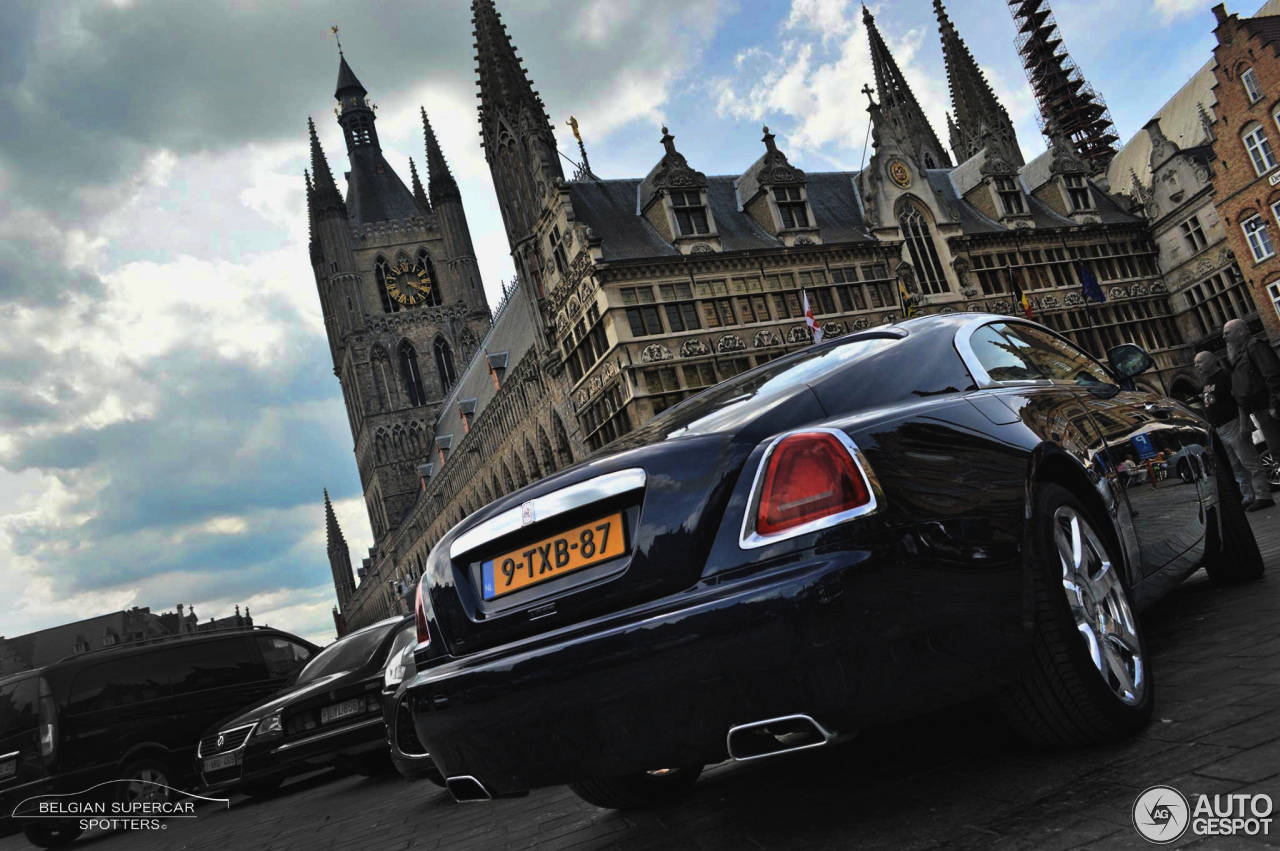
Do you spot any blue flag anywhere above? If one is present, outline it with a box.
[1080,262,1107,304]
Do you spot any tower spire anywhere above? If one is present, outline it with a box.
[935,0,1023,167]
[1007,0,1118,172]
[323,489,356,610]
[421,108,461,205]
[408,157,430,212]
[308,117,346,218]
[472,0,563,249]
[864,5,951,169]
[324,488,346,555]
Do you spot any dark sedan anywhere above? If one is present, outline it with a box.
[198,615,412,795]
[406,314,1262,808]
[381,634,445,784]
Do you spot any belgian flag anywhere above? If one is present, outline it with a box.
[1007,264,1033,319]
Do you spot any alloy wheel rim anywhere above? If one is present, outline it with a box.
[1053,506,1144,706]
[125,768,170,806]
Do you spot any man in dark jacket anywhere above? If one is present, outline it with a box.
[1226,318,1280,508]
[1196,350,1271,509]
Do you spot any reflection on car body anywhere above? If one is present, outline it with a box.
[403,315,1260,809]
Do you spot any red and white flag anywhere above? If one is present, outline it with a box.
[802,289,823,343]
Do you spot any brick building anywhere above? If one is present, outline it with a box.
[1208,3,1280,343]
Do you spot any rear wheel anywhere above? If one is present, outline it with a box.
[568,765,703,809]
[22,822,83,849]
[1000,483,1152,747]
[1204,440,1265,585]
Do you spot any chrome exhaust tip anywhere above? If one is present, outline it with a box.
[726,714,842,761]
[445,775,493,802]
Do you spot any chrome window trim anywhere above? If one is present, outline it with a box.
[449,467,647,560]
[271,716,383,753]
[953,314,1116,390]
[0,751,18,761]
[738,427,880,550]
[197,722,257,758]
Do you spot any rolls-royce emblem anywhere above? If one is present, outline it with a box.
[217,734,225,749]
[521,502,535,526]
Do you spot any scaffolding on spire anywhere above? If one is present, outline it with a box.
[1007,0,1118,171]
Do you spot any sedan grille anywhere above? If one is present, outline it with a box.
[198,723,254,757]
[394,694,427,757]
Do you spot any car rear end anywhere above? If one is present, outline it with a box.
[0,674,59,831]
[407,331,1030,798]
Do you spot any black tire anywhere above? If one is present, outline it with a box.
[1000,483,1153,747]
[1177,458,1193,484]
[1203,439,1265,585]
[118,758,174,808]
[568,765,703,809]
[22,822,83,849]
[349,749,394,777]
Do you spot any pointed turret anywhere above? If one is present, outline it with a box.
[935,0,1023,167]
[309,117,347,219]
[472,0,563,250]
[421,108,461,206]
[864,5,951,169]
[408,157,430,212]
[334,53,366,101]
[324,489,357,609]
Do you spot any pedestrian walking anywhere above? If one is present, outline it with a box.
[1225,319,1280,511]
[1195,350,1273,511]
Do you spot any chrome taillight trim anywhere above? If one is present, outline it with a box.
[449,467,647,560]
[738,427,880,550]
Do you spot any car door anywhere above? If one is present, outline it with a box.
[155,638,269,762]
[992,322,1209,577]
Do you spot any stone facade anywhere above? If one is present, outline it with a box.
[1207,3,1280,344]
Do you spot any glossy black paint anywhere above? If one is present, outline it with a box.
[380,644,444,783]
[0,629,317,829]
[408,314,1220,795]
[198,616,412,794]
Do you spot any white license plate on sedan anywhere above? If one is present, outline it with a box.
[320,698,361,725]
[203,753,237,773]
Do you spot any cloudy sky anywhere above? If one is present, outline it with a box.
[0,0,1249,646]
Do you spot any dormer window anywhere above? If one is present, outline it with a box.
[1064,175,1093,211]
[670,191,710,236]
[996,178,1025,215]
[436,435,452,467]
[549,225,568,275]
[1181,215,1208,254]
[487,352,509,389]
[774,186,809,228]
[1243,67,1263,104]
[458,399,477,433]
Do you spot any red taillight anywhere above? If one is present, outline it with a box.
[414,579,431,646]
[755,431,871,536]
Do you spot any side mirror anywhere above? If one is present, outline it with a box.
[1107,343,1154,379]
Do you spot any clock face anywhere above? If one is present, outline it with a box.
[385,260,433,306]
[888,159,912,189]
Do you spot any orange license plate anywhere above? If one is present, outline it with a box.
[481,512,626,600]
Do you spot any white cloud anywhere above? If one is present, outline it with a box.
[1153,0,1204,23]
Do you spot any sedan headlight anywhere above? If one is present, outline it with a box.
[253,713,283,738]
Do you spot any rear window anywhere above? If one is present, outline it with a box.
[0,676,40,735]
[295,621,399,685]
[631,335,900,441]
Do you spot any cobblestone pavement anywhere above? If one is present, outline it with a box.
[5,515,1280,851]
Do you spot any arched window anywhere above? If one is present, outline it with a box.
[399,341,427,407]
[434,338,457,392]
[416,250,443,307]
[370,345,393,411]
[375,257,401,314]
[898,203,949,295]
[552,412,574,468]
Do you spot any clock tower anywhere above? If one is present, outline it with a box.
[309,49,492,556]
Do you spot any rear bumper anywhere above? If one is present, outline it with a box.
[200,715,386,793]
[408,524,1027,796]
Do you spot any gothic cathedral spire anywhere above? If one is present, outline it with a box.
[324,489,356,609]
[864,5,951,170]
[422,108,461,206]
[934,0,1023,167]
[472,0,564,252]
[309,117,346,219]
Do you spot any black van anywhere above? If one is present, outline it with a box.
[0,626,318,848]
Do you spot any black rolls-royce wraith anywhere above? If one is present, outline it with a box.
[406,313,1262,808]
